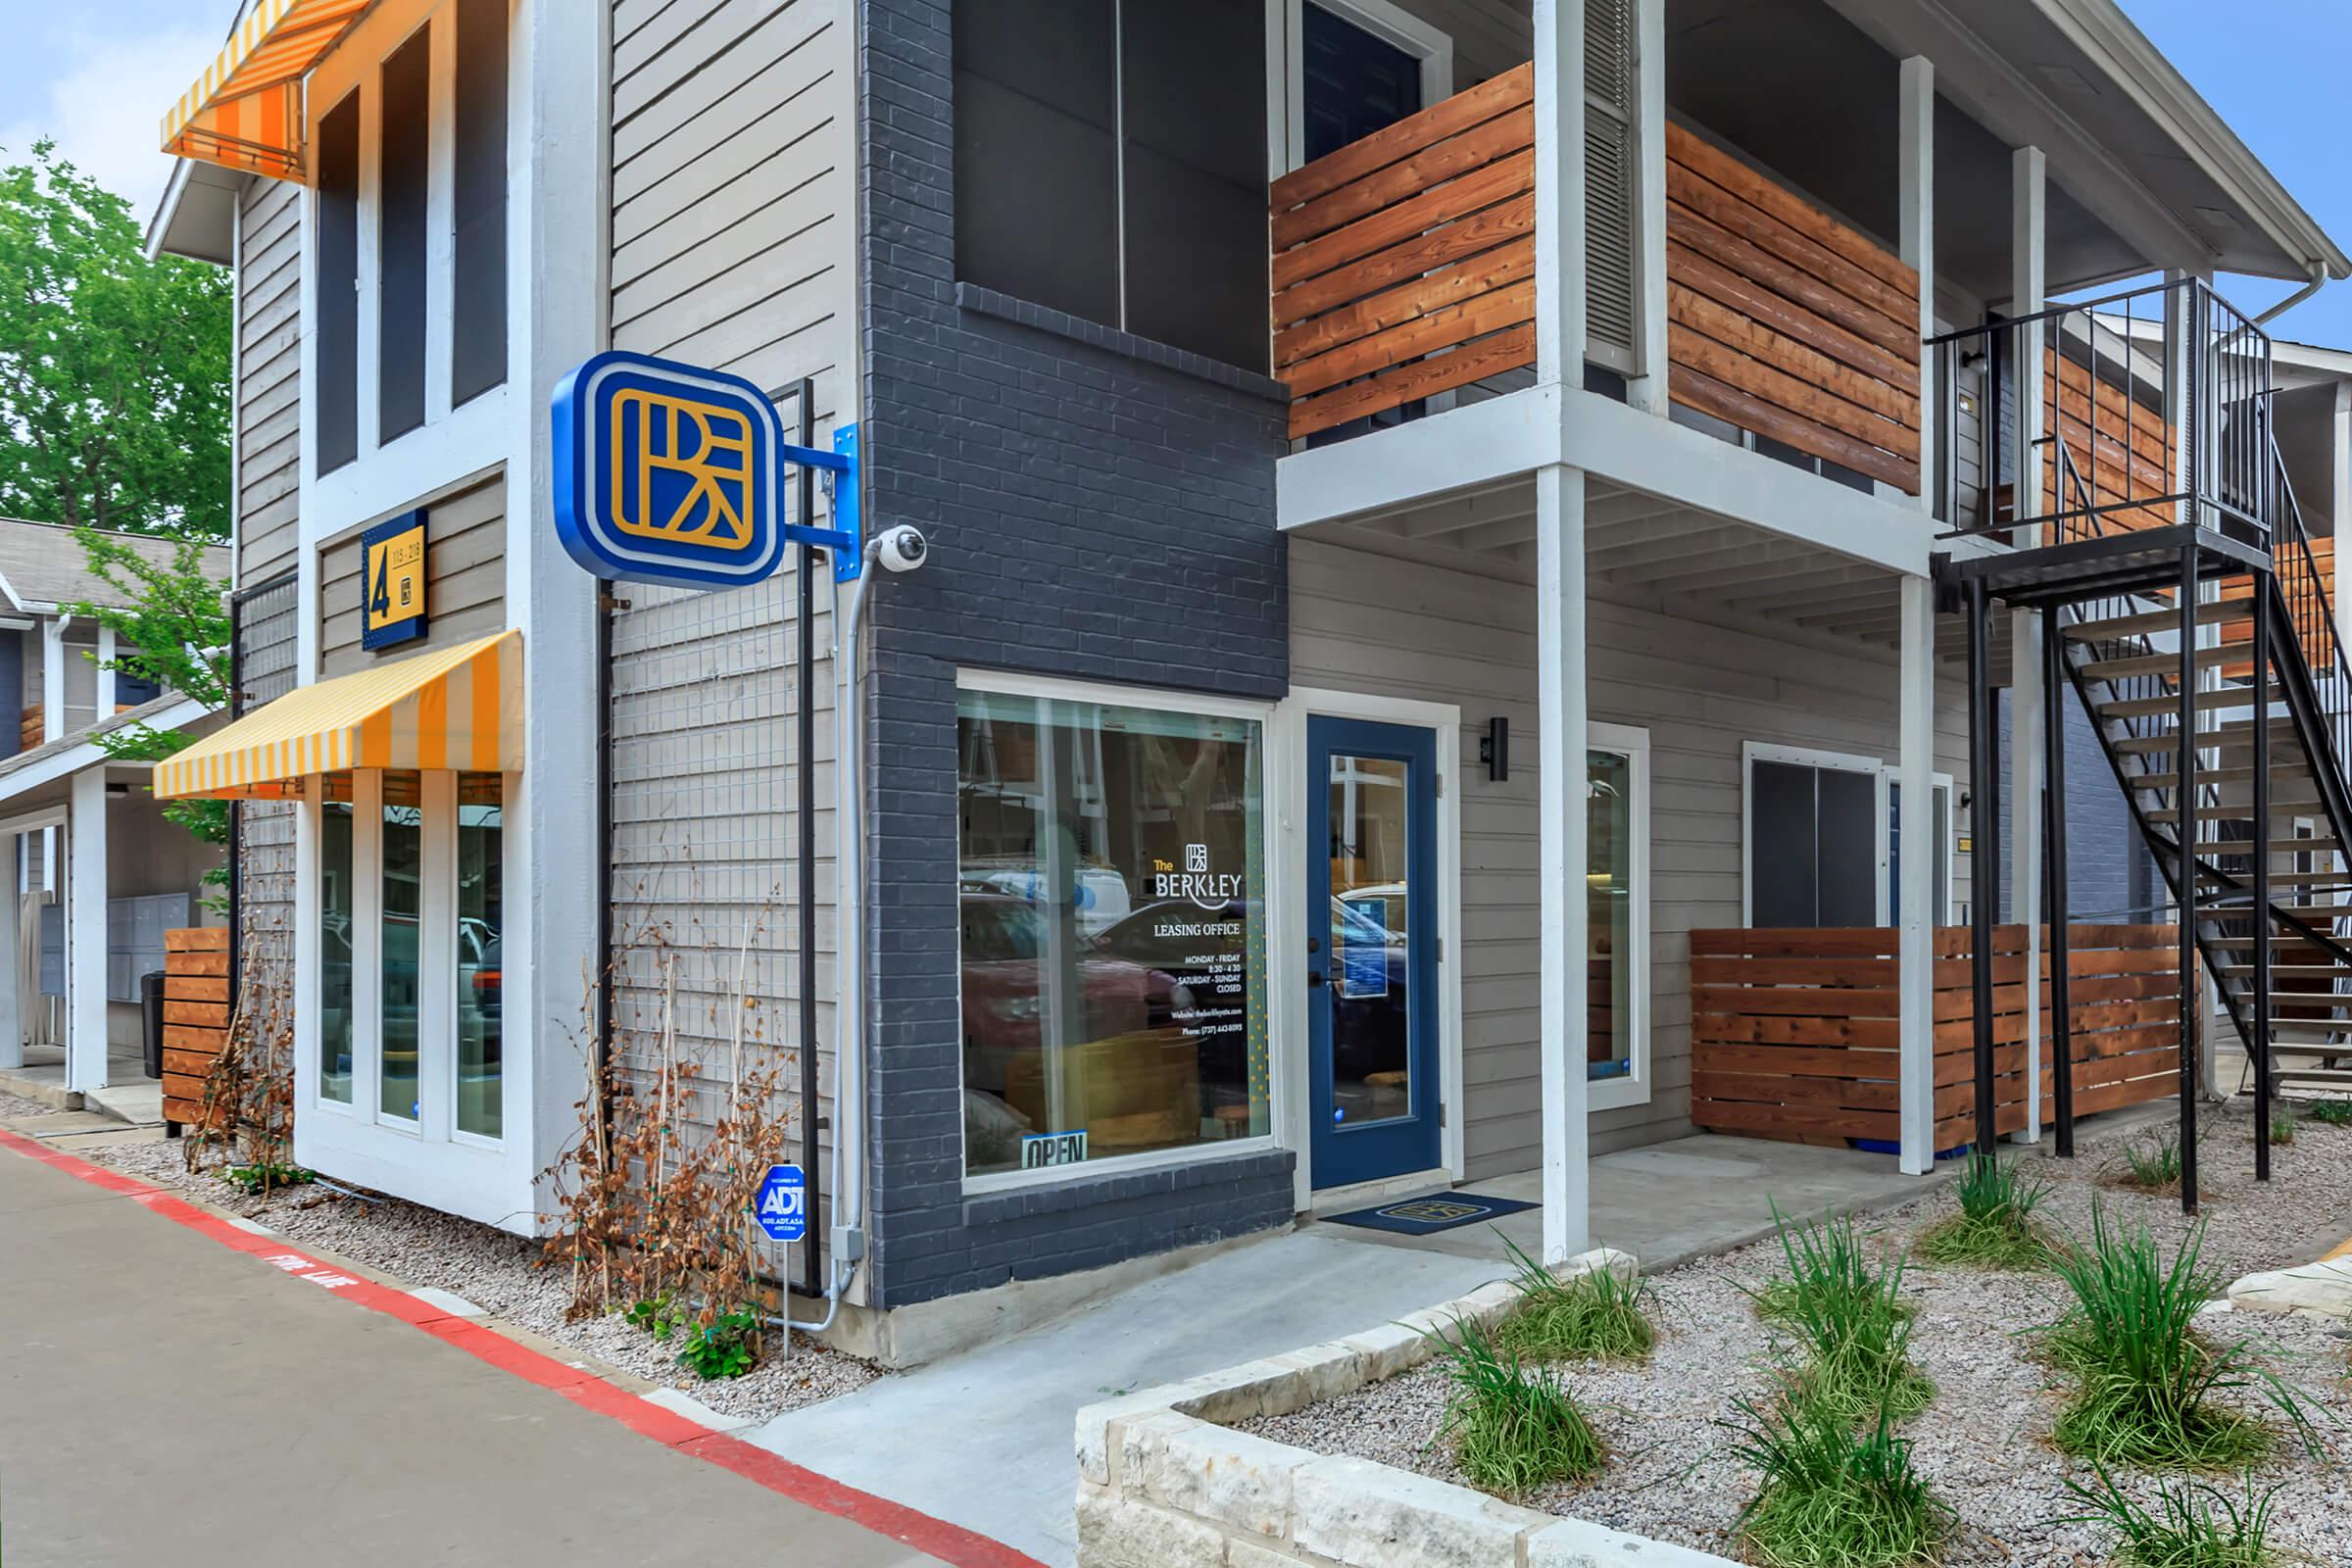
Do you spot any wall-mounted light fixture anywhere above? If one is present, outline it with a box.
[1480,716,1509,782]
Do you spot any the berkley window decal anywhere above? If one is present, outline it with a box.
[360,510,428,651]
[551,350,858,592]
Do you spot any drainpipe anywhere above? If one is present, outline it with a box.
[2253,263,2327,327]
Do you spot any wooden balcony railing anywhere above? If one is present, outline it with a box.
[1665,125,1922,493]
[1269,63,1537,441]
[1690,924,2179,1151]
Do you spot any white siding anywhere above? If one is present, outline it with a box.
[1291,530,1970,1176]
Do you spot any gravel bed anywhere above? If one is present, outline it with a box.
[1244,1104,2352,1566]
[92,1138,881,1423]
[0,1091,56,1120]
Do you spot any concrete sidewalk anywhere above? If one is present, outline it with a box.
[0,1142,950,1568]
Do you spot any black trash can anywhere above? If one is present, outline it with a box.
[141,971,167,1079]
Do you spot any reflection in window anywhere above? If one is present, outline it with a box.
[320,784,355,1103]
[457,774,503,1139]
[956,689,1268,1177]
[1589,751,1634,1082]
[380,771,421,1122]
[1327,754,1413,1128]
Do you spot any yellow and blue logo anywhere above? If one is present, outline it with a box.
[361,510,428,650]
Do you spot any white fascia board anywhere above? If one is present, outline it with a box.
[1559,388,1936,574]
[0,697,214,807]
[2036,0,2349,281]
[1276,383,1564,531]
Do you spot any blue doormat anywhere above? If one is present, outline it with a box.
[1327,1192,1539,1236]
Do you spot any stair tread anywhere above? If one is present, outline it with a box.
[2101,687,2269,719]
[2144,803,2327,821]
[2081,647,2251,682]
[2065,600,2254,640]
[2133,766,2307,789]
[2113,720,2299,754]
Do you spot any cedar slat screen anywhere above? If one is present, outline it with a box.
[1690,924,2180,1151]
[1664,124,1921,493]
[1269,64,1538,440]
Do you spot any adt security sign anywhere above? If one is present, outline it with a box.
[754,1163,808,1243]
[551,350,859,591]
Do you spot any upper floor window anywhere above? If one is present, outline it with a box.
[954,0,1268,373]
[315,0,511,477]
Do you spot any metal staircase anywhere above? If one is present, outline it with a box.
[1931,277,2349,1210]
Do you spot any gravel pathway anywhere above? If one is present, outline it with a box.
[91,1139,881,1422]
[1245,1104,2352,1566]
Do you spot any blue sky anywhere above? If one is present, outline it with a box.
[5,2,2352,341]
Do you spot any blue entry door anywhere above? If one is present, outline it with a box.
[1307,716,1441,1189]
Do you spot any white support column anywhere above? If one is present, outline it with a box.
[1532,0,1587,388]
[95,625,116,718]
[2011,143,2047,1144]
[0,831,19,1071]
[68,766,107,1092]
[1537,463,1591,1263]
[1899,57,1935,514]
[40,615,63,738]
[1625,0,1669,414]
[1897,575,1936,1173]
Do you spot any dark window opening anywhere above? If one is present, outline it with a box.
[1750,759,1878,928]
[317,90,361,474]
[451,0,509,407]
[378,25,432,444]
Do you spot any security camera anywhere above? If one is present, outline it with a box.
[877,525,929,574]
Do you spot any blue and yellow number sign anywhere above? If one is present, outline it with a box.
[361,510,428,651]
[552,352,789,590]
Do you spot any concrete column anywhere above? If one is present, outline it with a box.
[1896,575,1936,1173]
[68,766,107,1092]
[1532,0,1587,387]
[2010,144,2047,1143]
[1899,57,1935,514]
[0,832,20,1070]
[1536,463,1591,1263]
[1625,0,1668,414]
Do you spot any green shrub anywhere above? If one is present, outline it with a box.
[1916,1150,2051,1270]
[1752,1208,1933,1425]
[1731,1389,1949,1568]
[2119,1133,2185,1192]
[2305,1099,2352,1128]
[2041,1205,2316,1467]
[625,1293,684,1343]
[2060,1466,2278,1567]
[2268,1111,2295,1148]
[1494,1235,1654,1363]
[1425,1311,1604,1495]
[677,1309,760,1380]
[220,1161,312,1194]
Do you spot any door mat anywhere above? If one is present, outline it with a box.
[1326,1192,1538,1236]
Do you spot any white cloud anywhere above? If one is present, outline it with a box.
[0,23,225,223]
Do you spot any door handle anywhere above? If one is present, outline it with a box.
[1307,971,1326,988]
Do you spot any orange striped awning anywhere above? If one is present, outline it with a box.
[160,0,375,182]
[154,631,522,801]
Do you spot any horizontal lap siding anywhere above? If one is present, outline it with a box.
[238,178,302,589]
[1290,534,1972,1179]
[316,476,506,678]
[606,0,857,1253]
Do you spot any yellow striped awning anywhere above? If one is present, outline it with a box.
[155,631,522,801]
[160,0,376,182]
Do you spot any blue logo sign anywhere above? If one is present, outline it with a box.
[552,351,859,591]
[754,1163,808,1243]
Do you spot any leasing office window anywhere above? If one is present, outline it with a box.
[1747,750,1882,927]
[315,771,504,1141]
[954,0,1269,371]
[956,684,1270,1181]
[315,0,510,474]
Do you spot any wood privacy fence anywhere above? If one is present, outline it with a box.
[1690,924,2180,1152]
[1269,64,1537,441]
[1664,123,1921,493]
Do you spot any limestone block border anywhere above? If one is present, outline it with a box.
[1073,1247,1739,1567]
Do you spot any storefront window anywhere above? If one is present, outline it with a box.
[956,686,1268,1179]
[380,771,422,1122]
[320,783,356,1103]
[457,773,503,1139]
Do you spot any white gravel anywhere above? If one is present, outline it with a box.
[1244,1104,2352,1567]
[0,1092,55,1120]
[92,1138,881,1422]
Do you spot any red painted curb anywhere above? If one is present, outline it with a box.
[0,1126,1048,1568]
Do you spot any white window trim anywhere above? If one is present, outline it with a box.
[953,668,1287,1199]
[1279,686,1464,1205]
[1883,766,1961,928]
[1264,0,1454,179]
[1740,742,1892,927]
[1588,720,1651,1113]
[297,0,514,556]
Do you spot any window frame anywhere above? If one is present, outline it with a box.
[1587,721,1651,1113]
[952,667,1285,1198]
[1740,742,1897,928]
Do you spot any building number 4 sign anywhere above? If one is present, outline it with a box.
[361,510,428,651]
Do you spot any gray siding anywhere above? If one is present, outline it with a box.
[236,177,301,590]
[316,475,506,679]
[1290,532,1973,1176]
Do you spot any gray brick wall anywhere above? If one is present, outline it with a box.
[1996,685,2157,922]
[856,0,1295,1309]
